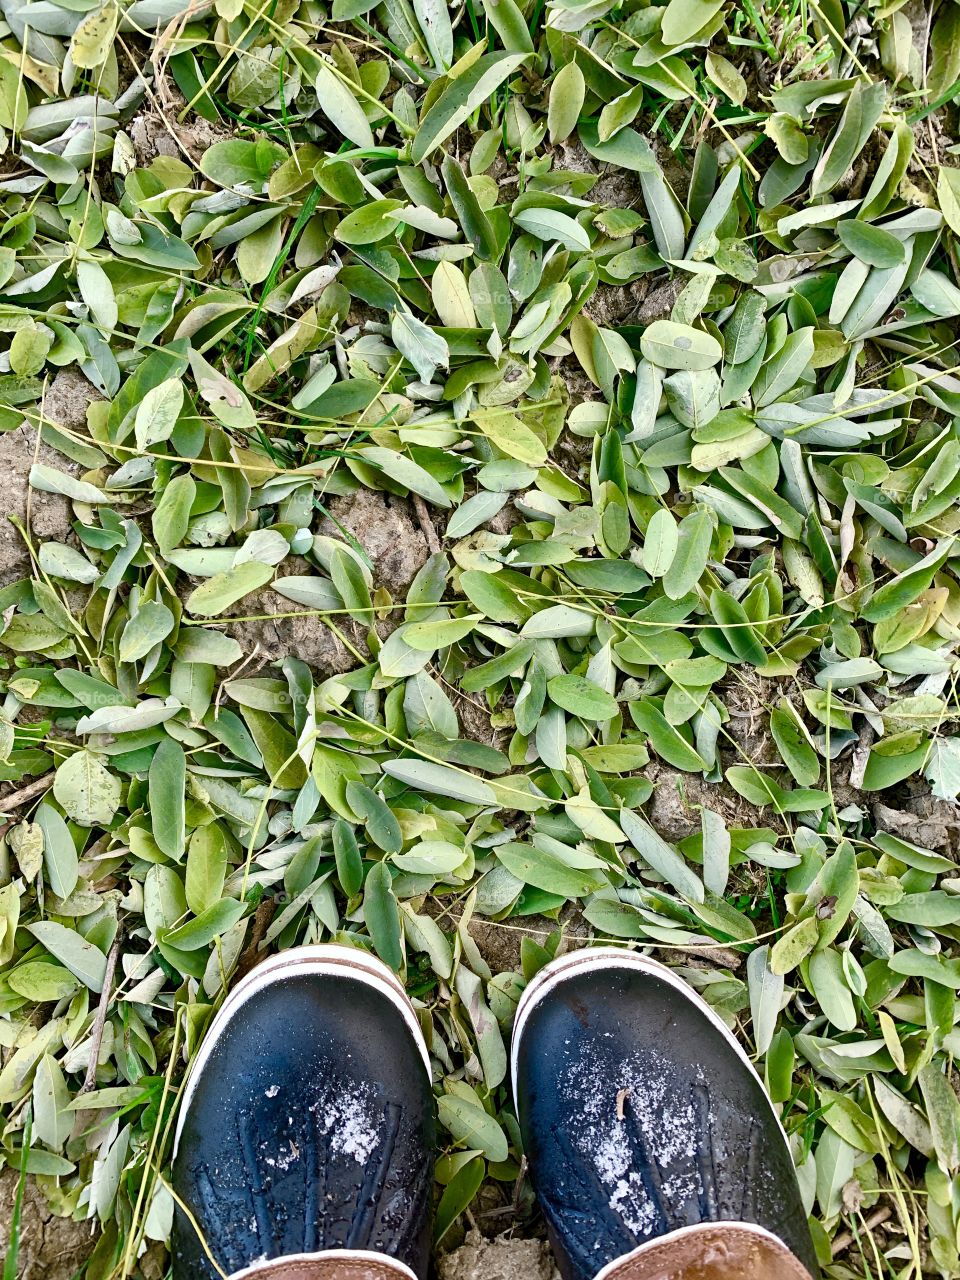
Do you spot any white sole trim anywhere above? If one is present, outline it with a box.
[509,947,786,1142]
[230,1249,419,1280]
[592,1221,793,1280]
[174,945,430,1156]
[229,1249,419,1280]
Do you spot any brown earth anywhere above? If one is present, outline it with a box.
[0,1168,95,1280]
[438,1230,560,1280]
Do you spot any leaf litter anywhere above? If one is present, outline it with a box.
[0,0,958,1275]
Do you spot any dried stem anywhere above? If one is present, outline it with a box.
[0,771,56,816]
[79,932,124,1095]
[412,494,442,556]
[831,1206,893,1257]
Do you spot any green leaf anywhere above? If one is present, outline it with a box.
[662,509,713,600]
[515,208,591,251]
[700,805,730,896]
[769,915,819,975]
[548,61,585,143]
[582,897,648,938]
[441,156,498,261]
[836,219,906,269]
[135,378,183,451]
[36,803,78,900]
[119,601,175,664]
[414,0,454,66]
[53,751,121,828]
[434,1155,485,1243]
[404,615,481,652]
[619,808,705,903]
[709,589,766,664]
[547,674,617,721]
[811,80,886,198]
[808,948,856,1031]
[861,541,954,621]
[333,819,364,897]
[336,199,406,245]
[747,945,782,1053]
[632,703,707,772]
[364,862,403,971]
[704,51,747,104]
[28,921,107,992]
[640,321,722,371]
[438,1094,508,1161]
[924,738,960,801]
[495,842,607,897]
[30,465,108,505]
[70,0,119,69]
[186,562,276,616]
[930,3,960,102]
[363,447,454,508]
[149,739,186,861]
[660,0,725,45]
[314,63,375,148]
[770,705,820,786]
[918,1065,960,1173]
[162,899,245,949]
[330,547,373,622]
[642,508,679,577]
[391,310,450,383]
[185,824,227,915]
[345,781,403,852]
[412,52,530,163]
[479,0,532,54]
[152,475,196,558]
[381,758,496,805]
[242,707,307,788]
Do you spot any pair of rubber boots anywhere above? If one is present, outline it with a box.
[171,946,818,1280]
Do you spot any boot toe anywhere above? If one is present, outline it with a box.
[511,950,817,1280]
[172,948,435,1280]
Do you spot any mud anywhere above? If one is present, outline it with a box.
[219,559,364,675]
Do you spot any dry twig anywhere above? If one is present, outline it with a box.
[79,931,124,1095]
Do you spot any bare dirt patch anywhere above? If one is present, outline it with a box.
[0,426,77,588]
[319,488,430,598]
[0,1169,95,1280]
[439,1229,560,1280]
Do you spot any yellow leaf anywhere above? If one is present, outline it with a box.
[70,0,119,70]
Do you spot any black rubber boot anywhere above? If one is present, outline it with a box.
[171,946,435,1280]
[511,949,818,1280]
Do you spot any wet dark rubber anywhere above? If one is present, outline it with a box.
[171,959,434,1279]
[512,955,818,1280]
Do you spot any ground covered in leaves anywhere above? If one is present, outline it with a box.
[1,0,960,1277]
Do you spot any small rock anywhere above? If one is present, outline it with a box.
[645,763,741,843]
[872,796,960,857]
